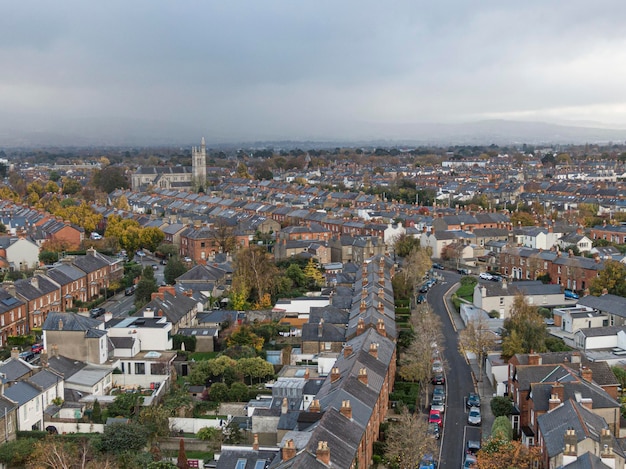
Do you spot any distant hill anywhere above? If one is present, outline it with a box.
[1,116,626,147]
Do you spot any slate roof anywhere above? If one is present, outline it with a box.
[562,452,613,469]
[537,399,621,458]
[531,378,619,412]
[301,322,346,343]
[308,305,349,325]
[176,264,228,282]
[0,290,25,314]
[133,291,196,325]
[0,358,34,383]
[43,312,103,332]
[13,275,60,301]
[578,294,626,319]
[4,381,40,405]
[28,369,63,390]
[216,448,278,469]
[46,263,86,285]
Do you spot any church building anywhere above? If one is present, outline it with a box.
[131,138,207,191]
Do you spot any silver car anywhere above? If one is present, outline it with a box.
[467,406,481,426]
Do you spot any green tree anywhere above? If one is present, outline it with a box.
[226,325,264,351]
[0,438,37,466]
[590,260,626,296]
[189,356,238,385]
[228,382,250,401]
[285,264,306,288]
[61,177,82,195]
[156,243,179,258]
[95,422,148,454]
[393,233,421,258]
[490,396,513,417]
[92,166,129,193]
[164,257,188,285]
[92,399,102,423]
[502,293,546,355]
[138,404,171,444]
[39,250,59,265]
[107,391,144,418]
[491,416,513,440]
[236,357,274,384]
[135,266,158,308]
[223,420,243,444]
[236,162,251,179]
[208,382,230,402]
[49,170,61,182]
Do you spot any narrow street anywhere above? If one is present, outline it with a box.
[427,271,480,469]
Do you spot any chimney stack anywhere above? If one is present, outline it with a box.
[10,347,19,360]
[358,368,368,386]
[581,366,593,383]
[281,397,288,415]
[376,318,386,337]
[282,439,296,461]
[252,433,259,451]
[528,352,541,366]
[316,441,330,465]
[317,319,324,338]
[360,299,366,313]
[549,394,561,411]
[330,367,340,383]
[344,344,353,358]
[356,318,365,336]
[369,342,379,359]
[309,399,321,413]
[340,400,352,419]
[601,428,615,468]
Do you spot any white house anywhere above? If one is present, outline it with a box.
[384,222,405,246]
[0,237,40,270]
[515,227,562,250]
[553,306,609,334]
[4,382,44,431]
[573,326,626,351]
[106,314,173,351]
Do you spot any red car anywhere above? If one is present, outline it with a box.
[428,409,442,427]
[31,344,44,354]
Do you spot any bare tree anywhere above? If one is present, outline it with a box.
[398,304,444,409]
[458,315,497,382]
[384,407,439,469]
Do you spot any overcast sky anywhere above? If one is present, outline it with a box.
[3,1,626,145]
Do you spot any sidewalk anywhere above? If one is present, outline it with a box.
[443,283,495,435]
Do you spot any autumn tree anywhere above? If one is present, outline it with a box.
[590,260,626,296]
[105,214,142,254]
[232,245,280,304]
[303,258,324,288]
[458,315,497,381]
[139,227,165,252]
[226,325,264,351]
[236,162,252,179]
[477,437,540,469]
[384,407,438,469]
[501,293,546,357]
[398,304,443,408]
[441,242,465,269]
[510,211,536,227]
[177,438,189,469]
[27,436,102,469]
[393,233,421,258]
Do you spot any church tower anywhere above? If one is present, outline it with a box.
[192,137,207,186]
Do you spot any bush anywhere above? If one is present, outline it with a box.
[491,415,513,441]
[488,310,500,318]
[491,396,513,417]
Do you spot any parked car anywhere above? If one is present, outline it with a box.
[479,272,493,280]
[564,289,579,300]
[431,373,445,385]
[152,264,158,271]
[463,453,478,469]
[431,394,445,414]
[467,392,480,408]
[427,422,440,439]
[125,285,136,296]
[136,250,146,257]
[19,351,35,362]
[160,258,168,265]
[417,294,426,304]
[419,284,429,293]
[458,268,470,275]
[419,454,437,469]
[433,385,446,402]
[432,263,445,270]
[468,406,481,426]
[89,307,105,318]
[31,343,44,354]
[466,440,481,455]
[428,409,443,427]
[432,359,443,373]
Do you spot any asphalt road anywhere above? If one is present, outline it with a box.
[100,253,165,318]
[427,271,482,469]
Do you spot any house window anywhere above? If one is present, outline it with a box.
[324,342,331,350]
[135,363,145,375]
[500,297,504,306]
[557,266,561,274]
[236,460,247,469]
